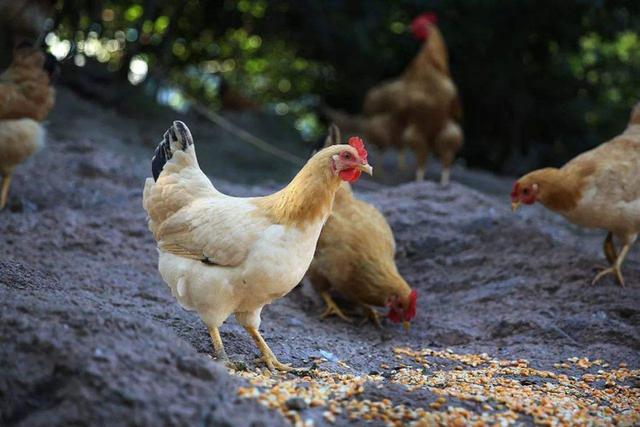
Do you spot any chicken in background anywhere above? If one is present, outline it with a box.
[142,121,372,371]
[219,78,260,112]
[307,125,417,329]
[322,106,403,157]
[0,44,56,120]
[0,0,55,47]
[511,103,640,287]
[433,119,463,186]
[325,12,463,185]
[0,44,56,209]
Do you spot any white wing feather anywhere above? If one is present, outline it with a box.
[155,196,269,266]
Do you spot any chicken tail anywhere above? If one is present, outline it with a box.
[630,102,640,126]
[143,121,216,237]
[151,120,194,181]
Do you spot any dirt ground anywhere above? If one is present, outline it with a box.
[1,89,638,426]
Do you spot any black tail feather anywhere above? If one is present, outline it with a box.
[151,121,193,181]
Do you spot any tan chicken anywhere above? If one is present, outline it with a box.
[0,45,55,209]
[511,103,640,287]
[142,121,372,370]
[322,106,403,154]
[326,12,462,184]
[307,125,417,329]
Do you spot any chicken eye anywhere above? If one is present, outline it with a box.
[342,152,352,160]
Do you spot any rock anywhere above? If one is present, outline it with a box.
[284,397,308,411]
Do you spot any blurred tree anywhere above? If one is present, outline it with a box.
[35,0,640,173]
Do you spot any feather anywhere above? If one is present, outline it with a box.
[151,121,193,181]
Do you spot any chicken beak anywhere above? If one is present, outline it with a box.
[402,320,410,331]
[358,163,373,176]
[511,201,521,212]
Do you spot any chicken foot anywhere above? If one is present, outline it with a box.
[592,242,630,287]
[319,291,351,322]
[244,326,295,372]
[208,326,229,362]
[360,305,382,328]
[0,173,12,210]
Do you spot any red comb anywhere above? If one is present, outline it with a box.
[348,137,367,162]
[417,12,438,24]
[411,12,438,40]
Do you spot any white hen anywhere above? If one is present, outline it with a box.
[142,121,372,370]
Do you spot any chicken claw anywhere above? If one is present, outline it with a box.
[592,243,629,287]
[261,355,294,372]
[592,266,625,287]
[319,292,351,322]
[245,326,296,372]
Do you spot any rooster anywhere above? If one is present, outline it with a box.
[142,121,372,370]
[0,45,55,209]
[511,103,640,287]
[326,12,462,185]
[307,125,417,329]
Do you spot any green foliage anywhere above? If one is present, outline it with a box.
[49,0,640,172]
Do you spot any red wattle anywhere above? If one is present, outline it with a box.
[339,168,361,182]
[387,308,402,323]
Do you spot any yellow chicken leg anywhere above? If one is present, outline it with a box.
[0,173,12,210]
[397,150,407,171]
[592,243,630,287]
[360,305,382,328]
[208,326,229,362]
[244,326,294,372]
[440,168,451,186]
[603,232,617,265]
[319,291,351,322]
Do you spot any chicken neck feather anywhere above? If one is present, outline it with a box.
[254,147,344,227]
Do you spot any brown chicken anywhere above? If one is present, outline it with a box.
[0,45,55,121]
[326,12,462,185]
[306,125,417,329]
[0,45,55,209]
[511,103,640,287]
